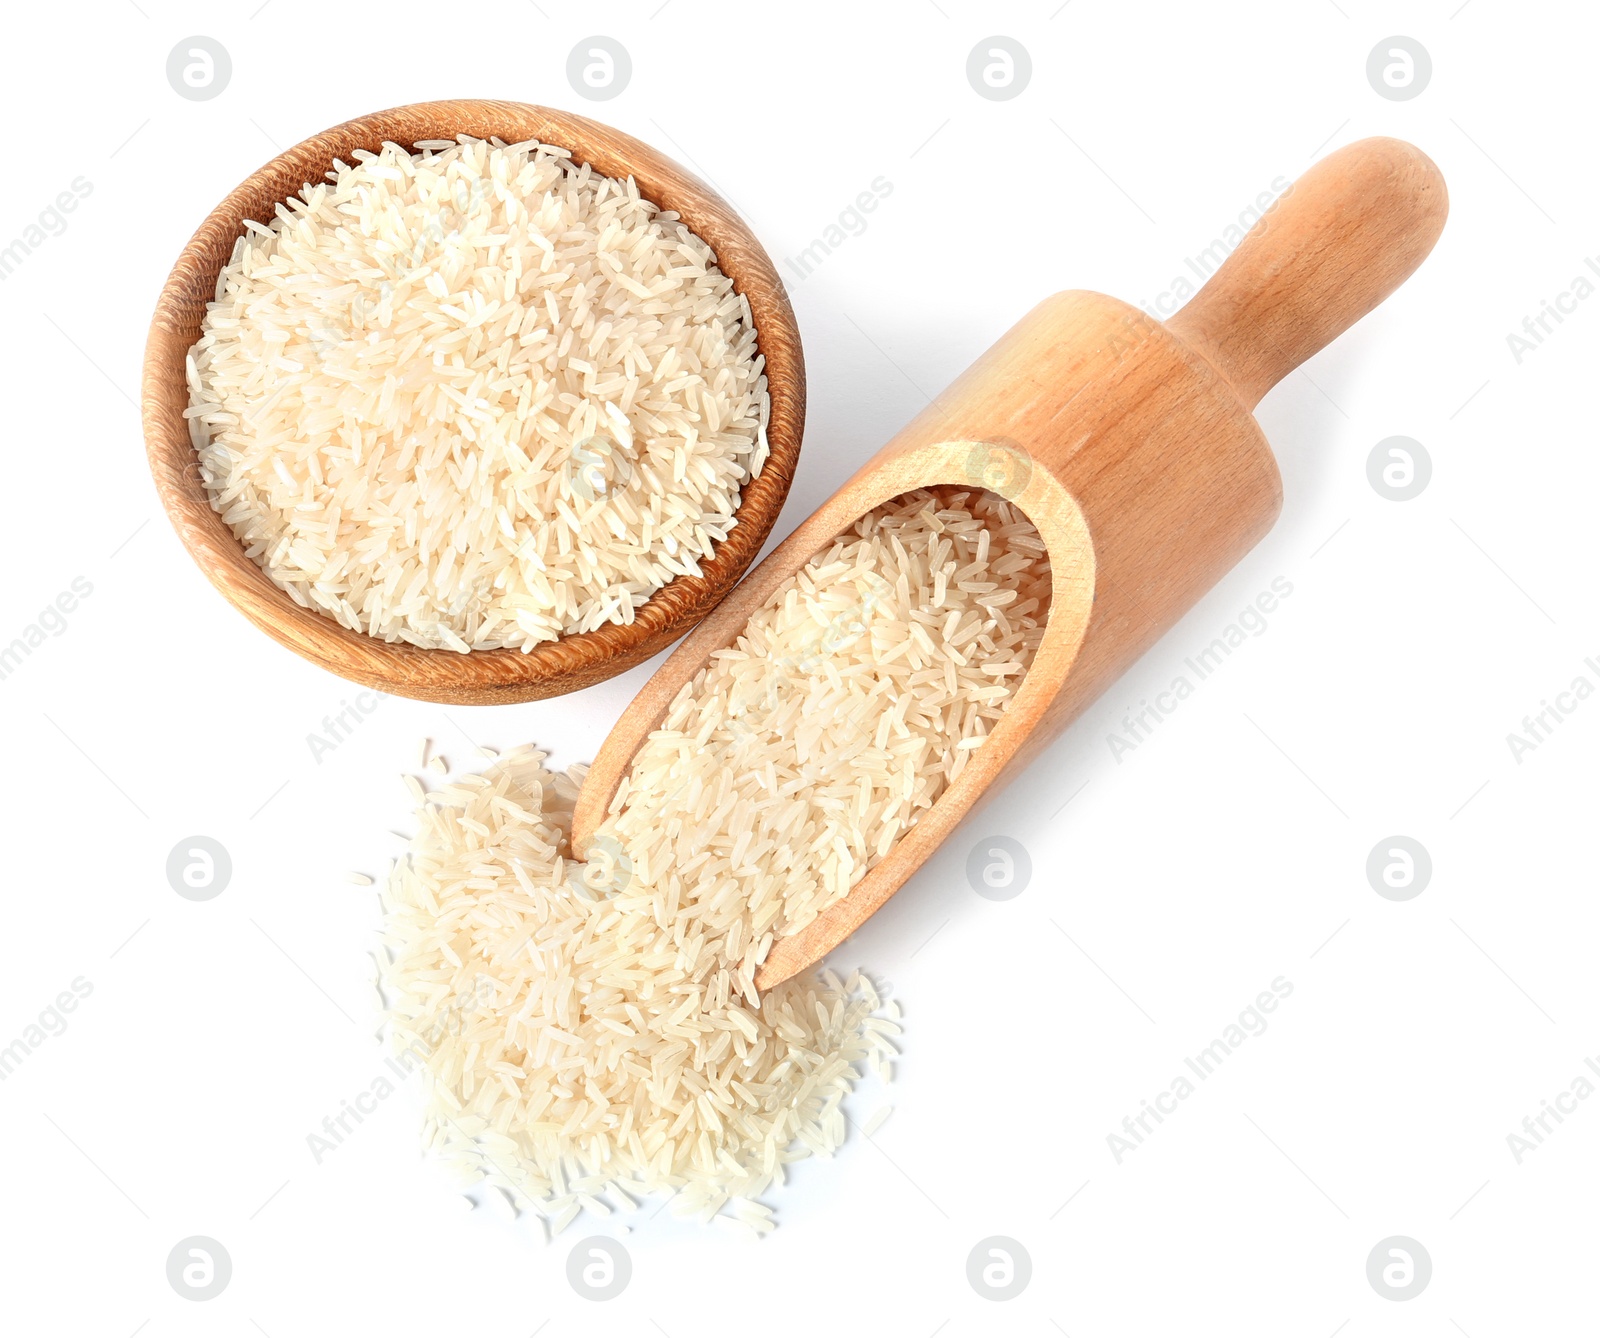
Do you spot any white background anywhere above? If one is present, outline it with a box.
[1,1,1594,1334]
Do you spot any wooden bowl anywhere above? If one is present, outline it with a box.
[141,99,805,704]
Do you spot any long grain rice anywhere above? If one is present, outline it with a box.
[188,136,768,651]
[379,489,1051,1230]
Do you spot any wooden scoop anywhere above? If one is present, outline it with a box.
[571,137,1447,990]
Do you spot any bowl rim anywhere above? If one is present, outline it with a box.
[141,98,805,704]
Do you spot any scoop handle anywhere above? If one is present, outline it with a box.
[1164,137,1447,409]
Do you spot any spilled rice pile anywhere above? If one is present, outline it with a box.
[377,490,1052,1235]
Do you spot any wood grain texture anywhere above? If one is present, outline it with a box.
[571,137,1447,990]
[141,100,805,704]
[1166,137,1448,409]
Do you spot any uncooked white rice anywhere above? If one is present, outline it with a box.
[603,488,1053,956]
[860,1104,893,1137]
[187,135,769,651]
[378,490,1050,1231]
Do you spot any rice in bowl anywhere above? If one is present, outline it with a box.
[186,135,769,652]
